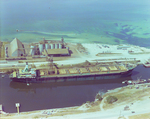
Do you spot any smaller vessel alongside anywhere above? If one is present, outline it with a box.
[143,59,150,68]
[143,62,150,68]
[1,75,5,78]
[122,79,147,85]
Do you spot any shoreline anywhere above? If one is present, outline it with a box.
[1,83,150,119]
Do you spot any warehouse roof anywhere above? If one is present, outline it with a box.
[47,49,69,55]
[10,38,24,55]
[79,68,89,73]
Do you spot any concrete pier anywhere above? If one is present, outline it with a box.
[0,104,2,111]
[15,103,20,114]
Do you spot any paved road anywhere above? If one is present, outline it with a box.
[48,107,150,119]
[0,52,149,68]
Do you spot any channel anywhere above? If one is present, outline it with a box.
[0,65,149,113]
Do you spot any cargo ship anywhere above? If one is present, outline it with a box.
[9,59,137,83]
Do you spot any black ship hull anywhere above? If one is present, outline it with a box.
[10,68,133,83]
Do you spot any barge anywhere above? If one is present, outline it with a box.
[143,59,150,68]
[9,60,137,83]
[143,62,150,68]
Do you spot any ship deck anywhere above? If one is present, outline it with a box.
[40,70,126,78]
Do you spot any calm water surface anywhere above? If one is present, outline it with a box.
[0,65,150,113]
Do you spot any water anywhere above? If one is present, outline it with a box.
[0,65,150,113]
[1,0,150,46]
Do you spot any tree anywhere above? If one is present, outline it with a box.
[95,93,103,101]
[106,95,118,104]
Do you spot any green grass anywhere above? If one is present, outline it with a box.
[103,86,150,109]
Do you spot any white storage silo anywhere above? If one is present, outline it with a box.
[30,46,33,55]
[51,44,55,49]
[55,44,59,49]
[53,44,55,49]
[45,44,50,51]
[39,44,44,55]
[55,44,57,49]
[59,44,62,49]
[5,47,8,57]
[30,45,36,56]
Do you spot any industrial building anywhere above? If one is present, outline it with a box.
[5,37,70,59]
[5,38,25,57]
[43,49,70,56]
[38,38,70,57]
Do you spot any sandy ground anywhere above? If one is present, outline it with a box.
[1,83,150,119]
[0,43,150,68]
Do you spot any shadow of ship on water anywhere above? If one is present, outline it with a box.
[9,76,132,93]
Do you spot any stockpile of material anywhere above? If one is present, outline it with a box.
[89,67,99,73]
[108,66,118,71]
[58,69,67,74]
[99,67,108,72]
[118,66,127,71]
[79,68,89,73]
[68,68,79,74]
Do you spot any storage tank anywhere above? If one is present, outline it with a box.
[51,44,55,49]
[50,44,53,49]
[55,44,57,49]
[53,44,55,49]
[55,44,59,49]
[61,37,64,43]
[45,44,50,51]
[5,47,8,57]
[39,44,44,55]
[30,45,36,56]
[59,44,62,49]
